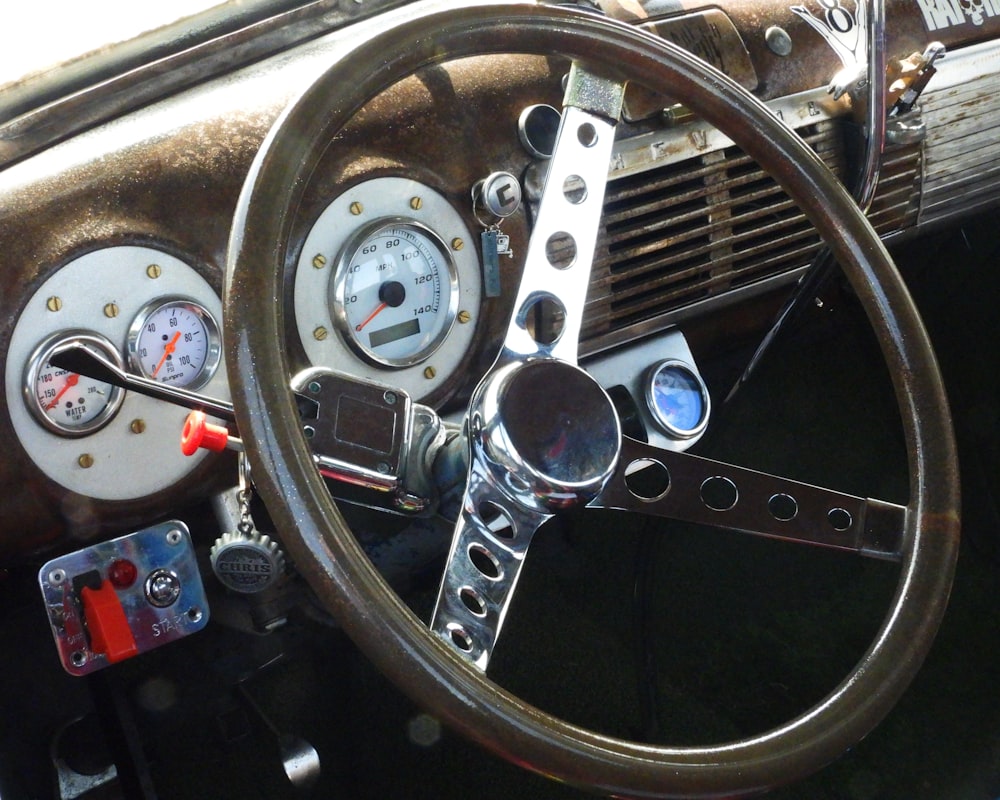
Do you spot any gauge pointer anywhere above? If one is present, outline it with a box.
[151,331,181,377]
[44,372,80,410]
[50,342,236,422]
[355,280,407,332]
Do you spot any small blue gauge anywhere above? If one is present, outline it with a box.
[644,360,710,440]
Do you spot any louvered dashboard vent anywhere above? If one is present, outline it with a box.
[581,120,921,346]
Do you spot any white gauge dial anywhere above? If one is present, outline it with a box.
[333,219,458,368]
[24,332,125,437]
[128,298,221,389]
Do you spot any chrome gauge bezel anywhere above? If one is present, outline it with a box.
[644,358,711,440]
[23,331,126,437]
[127,297,222,390]
[331,217,460,369]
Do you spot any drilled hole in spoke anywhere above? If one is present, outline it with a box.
[828,507,853,532]
[624,458,670,501]
[447,623,474,653]
[769,493,798,521]
[520,295,565,346]
[545,231,577,270]
[478,501,514,540]
[577,122,598,147]
[563,175,587,205]
[701,476,738,512]
[468,543,503,580]
[459,586,488,618]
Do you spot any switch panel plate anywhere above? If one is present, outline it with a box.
[38,520,209,676]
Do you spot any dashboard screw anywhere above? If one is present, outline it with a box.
[765,26,793,57]
[410,196,423,211]
[423,366,437,380]
[313,326,328,341]
[77,454,94,469]
[46,296,63,312]
[146,264,162,279]
[103,303,119,318]
[312,254,327,269]
[350,201,364,216]
[166,529,183,546]
[48,568,66,586]
[457,310,471,324]
[383,391,397,405]
[130,419,146,434]
[451,237,464,251]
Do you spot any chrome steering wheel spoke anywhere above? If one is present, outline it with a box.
[431,456,552,670]
[499,64,624,365]
[592,436,907,560]
[431,65,626,669]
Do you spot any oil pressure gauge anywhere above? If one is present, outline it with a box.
[645,359,711,440]
[332,218,458,368]
[128,298,221,389]
[24,331,125,437]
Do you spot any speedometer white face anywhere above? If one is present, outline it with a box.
[333,220,458,367]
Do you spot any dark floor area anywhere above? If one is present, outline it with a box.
[4,215,1000,799]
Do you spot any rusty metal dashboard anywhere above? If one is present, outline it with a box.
[0,0,998,557]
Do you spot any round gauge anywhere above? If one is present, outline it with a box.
[644,360,711,440]
[128,298,221,389]
[332,218,459,368]
[24,331,125,437]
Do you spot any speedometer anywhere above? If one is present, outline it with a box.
[332,219,458,368]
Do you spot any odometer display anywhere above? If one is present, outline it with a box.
[333,219,458,368]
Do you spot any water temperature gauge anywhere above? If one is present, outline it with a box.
[24,331,125,437]
[128,298,221,389]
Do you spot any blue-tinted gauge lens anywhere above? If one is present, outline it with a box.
[648,363,706,436]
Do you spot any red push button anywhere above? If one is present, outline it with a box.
[80,580,138,663]
[181,410,231,455]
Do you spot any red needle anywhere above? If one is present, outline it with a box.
[355,302,388,332]
[152,331,181,378]
[45,373,79,411]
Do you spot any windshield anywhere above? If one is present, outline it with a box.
[1,2,230,91]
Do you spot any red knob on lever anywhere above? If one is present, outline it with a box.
[181,410,232,455]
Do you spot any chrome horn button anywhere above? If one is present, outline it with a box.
[472,359,621,511]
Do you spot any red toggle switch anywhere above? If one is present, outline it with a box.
[80,580,139,664]
[181,410,232,455]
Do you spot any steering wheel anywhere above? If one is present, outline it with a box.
[225,3,960,796]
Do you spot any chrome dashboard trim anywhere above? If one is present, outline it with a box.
[608,86,851,180]
[918,37,1000,226]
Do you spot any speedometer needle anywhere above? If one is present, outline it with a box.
[355,302,387,332]
[45,373,79,410]
[152,331,181,378]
